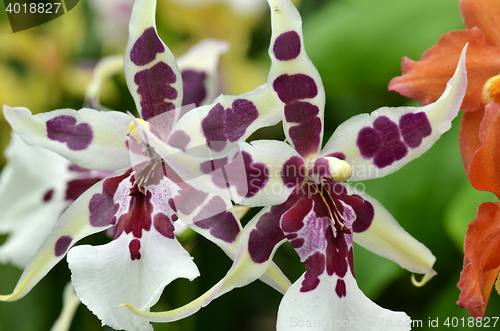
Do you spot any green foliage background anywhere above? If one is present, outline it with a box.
[1,0,499,330]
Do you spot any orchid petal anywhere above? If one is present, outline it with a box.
[457,201,500,318]
[457,202,500,317]
[389,29,500,111]
[322,44,467,181]
[67,228,199,330]
[118,195,299,322]
[124,0,183,121]
[177,39,229,107]
[277,272,410,331]
[50,283,80,331]
[0,171,125,301]
[460,0,500,48]
[0,134,72,268]
[3,106,131,171]
[348,186,436,277]
[84,54,124,111]
[468,102,500,199]
[267,0,325,159]
[459,107,484,173]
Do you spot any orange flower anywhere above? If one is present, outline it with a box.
[457,103,500,318]
[390,0,500,318]
[389,0,500,172]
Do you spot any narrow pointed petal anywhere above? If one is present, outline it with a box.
[323,45,467,181]
[124,0,183,121]
[3,106,131,171]
[267,0,325,158]
[389,29,500,111]
[67,228,199,330]
[50,283,80,331]
[0,171,125,301]
[277,273,410,331]
[177,39,229,107]
[349,186,436,276]
[457,202,500,318]
[0,134,71,268]
[84,54,124,111]
[460,0,500,48]
[468,102,500,199]
[459,108,484,173]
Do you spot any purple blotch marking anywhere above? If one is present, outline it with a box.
[281,195,311,233]
[181,70,207,107]
[167,130,191,151]
[55,235,72,257]
[46,115,93,151]
[201,100,259,152]
[135,62,178,121]
[43,189,54,202]
[66,178,102,201]
[289,117,322,157]
[357,116,408,168]
[114,190,153,239]
[300,251,325,292]
[351,196,374,233]
[168,198,177,212]
[335,279,347,298]
[325,227,348,278]
[399,112,432,148]
[89,192,115,227]
[201,103,227,152]
[130,27,165,66]
[325,152,346,160]
[284,102,319,123]
[281,156,306,188]
[153,213,175,239]
[226,99,259,142]
[129,239,141,260]
[193,196,240,243]
[248,193,300,263]
[242,152,269,198]
[273,74,318,104]
[290,238,305,248]
[310,157,330,180]
[273,31,301,61]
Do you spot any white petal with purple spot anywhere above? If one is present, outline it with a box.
[321,45,467,180]
[277,272,410,331]
[3,106,131,171]
[68,228,199,331]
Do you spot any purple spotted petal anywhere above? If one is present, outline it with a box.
[46,115,94,151]
[125,0,183,119]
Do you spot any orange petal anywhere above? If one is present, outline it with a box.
[457,202,500,318]
[469,102,500,199]
[460,0,500,48]
[459,108,484,174]
[389,29,500,111]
